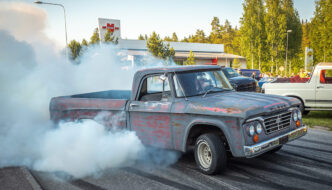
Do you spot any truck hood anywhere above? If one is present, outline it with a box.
[228,76,255,85]
[186,91,300,119]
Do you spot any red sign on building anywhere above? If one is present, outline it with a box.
[102,23,120,33]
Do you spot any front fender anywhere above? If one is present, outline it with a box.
[182,117,245,157]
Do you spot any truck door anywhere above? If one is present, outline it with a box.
[129,74,174,149]
[315,69,332,108]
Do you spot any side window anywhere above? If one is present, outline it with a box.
[320,69,332,84]
[139,75,170,101]
[173,75,184,97]
[147,75,170,93]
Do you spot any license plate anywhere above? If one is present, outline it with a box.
[279,136,289,144]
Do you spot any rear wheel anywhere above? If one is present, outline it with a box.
[194,133,227,175]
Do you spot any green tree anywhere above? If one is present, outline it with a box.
[282,0,303,75]
[240,0,266,70]
[164,36,172,41]
[310,0,332,63]
[90,28,100,45]
[209,17,223,44]
[264,0,287,75]
[172,32,178,42]
[301,20,311,51]
[81,38,88,46]
[68,40,82,60]
[232,58,241,69]
[189,29,207,43]
[146,32,175,61]
[138,34,145,40]
[184,51,195,65]
[221,20,236,53]
[104,29,118,44]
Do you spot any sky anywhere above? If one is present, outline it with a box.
[3,0,316,48]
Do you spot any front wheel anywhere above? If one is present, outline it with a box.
[194,133,227,175]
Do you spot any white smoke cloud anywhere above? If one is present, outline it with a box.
[0,2,180,178]
[34,119,144,178]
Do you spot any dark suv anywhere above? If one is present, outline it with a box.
[221,67,257,92]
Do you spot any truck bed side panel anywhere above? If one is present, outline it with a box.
[50,97,128,128]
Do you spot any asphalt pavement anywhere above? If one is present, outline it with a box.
[1,128,332,190]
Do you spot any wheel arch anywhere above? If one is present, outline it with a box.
[183,121,230,153]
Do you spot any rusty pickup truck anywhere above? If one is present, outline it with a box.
[50,65,307,174]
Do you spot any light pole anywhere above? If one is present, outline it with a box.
[34,1,68,59]
[285,30,292,76]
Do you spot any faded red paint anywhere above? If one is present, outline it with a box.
[132,114,171,148]
[193,105,242,114]
[264,101,287,108]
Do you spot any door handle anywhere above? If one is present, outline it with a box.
[317,86,324,89]
[130,103,139,108]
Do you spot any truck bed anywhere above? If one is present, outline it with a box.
[50,90,131,124]
[70,90,131,99]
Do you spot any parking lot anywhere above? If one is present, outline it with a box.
[1,128,331,190]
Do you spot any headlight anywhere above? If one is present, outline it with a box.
[248,125,255,136]
[297,110,302,120]
[256,122,263,134]
[293,110,298,121]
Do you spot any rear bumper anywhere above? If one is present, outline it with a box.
[243,126,308,158]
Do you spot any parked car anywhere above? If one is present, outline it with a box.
[239,69,261,80]
[50,65,307,175]
[221,67,257,92]
[258,77,276,92]
[262,62,332,114]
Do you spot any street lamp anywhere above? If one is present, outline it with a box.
[34,1,68,59]
[285,29,292,76]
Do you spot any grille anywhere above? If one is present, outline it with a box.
[264,111,291,134]
[236,82,256,92]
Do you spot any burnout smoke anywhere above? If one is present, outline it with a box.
[0,2,180,178]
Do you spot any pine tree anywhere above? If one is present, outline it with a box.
[301,20,310,51]
[184,51,195,65]
[191,29,207,43]
[172,32,178,42]
[221,20,235,53]
[164,36,172,41]
[209,17,223,44]
[68,40,82,60]
[104,29,118,44]
[146,32,175,61]
[90,28,100,45]
[81,38,88,46]
[138,34,145,40]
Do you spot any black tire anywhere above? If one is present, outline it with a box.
[194,133,227,175]
[297,98,310,115]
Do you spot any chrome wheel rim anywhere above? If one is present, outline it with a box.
[197,141,212,168]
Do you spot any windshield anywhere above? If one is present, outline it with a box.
[175,70,233,97]
[222,67,240,78]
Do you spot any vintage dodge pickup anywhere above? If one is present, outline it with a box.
[50,65,307,174]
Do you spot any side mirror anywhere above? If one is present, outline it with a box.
[159,74,167,81]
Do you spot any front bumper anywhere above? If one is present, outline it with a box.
[243,126,308,158]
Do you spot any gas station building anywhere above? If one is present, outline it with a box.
[98,18,247,68]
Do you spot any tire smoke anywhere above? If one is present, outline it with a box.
[0,2,180,178]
